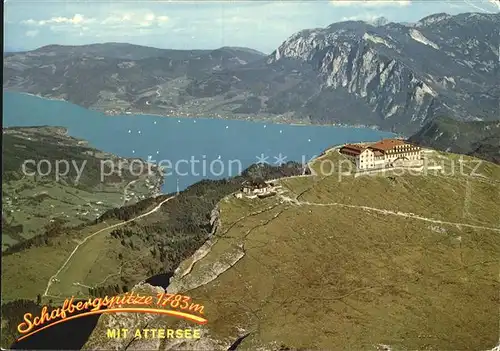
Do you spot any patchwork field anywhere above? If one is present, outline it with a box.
[2,126,163,251]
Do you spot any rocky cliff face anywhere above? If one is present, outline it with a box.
[4,13,498,134]
[264,12,499,133]
[209,205,220,237]
[181,12,499,133]
[82,283,230,351]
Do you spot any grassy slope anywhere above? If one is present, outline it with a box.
[114,149,500,350]
[2,127,162,250]
[1,162,305,303]
[409,116,500,164]
[1,220,122,302]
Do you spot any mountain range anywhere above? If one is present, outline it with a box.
[3,12,500,348]
[3,12,499,136]
[409,116,500,164]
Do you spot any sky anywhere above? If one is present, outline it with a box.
[4,0,499,53]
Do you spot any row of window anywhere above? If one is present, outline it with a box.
[387,152,419,158]
[387,148,419,153]
[394,144,419,149]
[354,151,421,162]
[361,151,420,158]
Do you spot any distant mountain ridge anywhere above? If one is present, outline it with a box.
[265,12,498,132]
[3,12,499,134]
[409,116,500,164]
[3,43,267,112]
[28,42,268,61]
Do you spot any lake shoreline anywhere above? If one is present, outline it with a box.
[4,91,397,194]
[9,90,390,133]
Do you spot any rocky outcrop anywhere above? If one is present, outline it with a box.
[82,282,233,350]
[84,247,248,350]
[167,243,245,295]
[180,12,499,134]
[84,196,245,349]
[82,284,166,350]
[265,13,499,133]
[209,205,220,237]
[4,13,498,134]
[173,238,218,280]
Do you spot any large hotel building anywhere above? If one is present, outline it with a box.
[339,139,422,170]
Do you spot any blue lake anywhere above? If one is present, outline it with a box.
[3,91,394,193]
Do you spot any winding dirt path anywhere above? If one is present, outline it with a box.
[279,195,500,233]
[43,195,175,297]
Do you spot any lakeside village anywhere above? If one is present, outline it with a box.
[234,138,423,199]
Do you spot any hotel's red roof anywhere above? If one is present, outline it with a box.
[369,139,406,151]
[340,144,366,155]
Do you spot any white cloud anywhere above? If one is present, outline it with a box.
[19,11,170,36]
[341,14,382,22]
[25,29,39,37]
[101,14,128,25]
[21,19,37,25]
[11,0,474,53]
[331,0,411,7]
[100,12,170,29]
[21,14,95,26]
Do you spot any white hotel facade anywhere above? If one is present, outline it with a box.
[340,139,422,170]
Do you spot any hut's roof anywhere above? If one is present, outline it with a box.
[242,178,268,187]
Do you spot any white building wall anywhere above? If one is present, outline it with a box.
[350,143,422,170]
[374,158,385,168]
[383,147,422,164]
[357,149,375,169]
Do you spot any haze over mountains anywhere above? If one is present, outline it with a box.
[3,12,499,136]
[3,10,500,351]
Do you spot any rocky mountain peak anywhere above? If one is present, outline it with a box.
[262,12,498,133]
[3,12,499,135]
[416,12,452,27]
